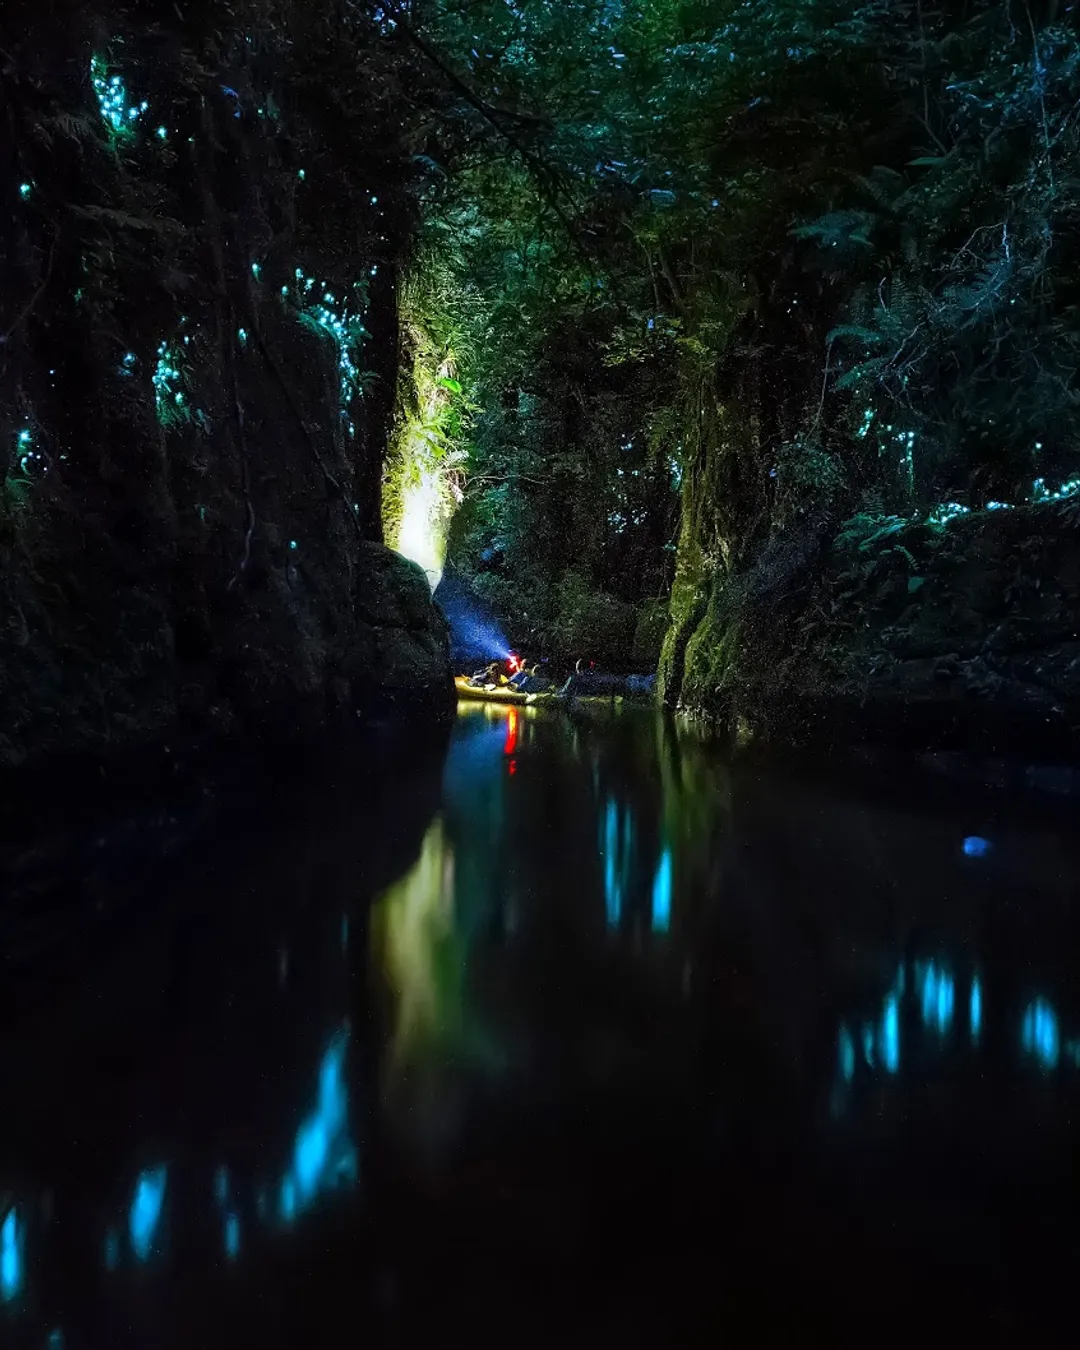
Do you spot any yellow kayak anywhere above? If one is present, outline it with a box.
[454,676,533,705]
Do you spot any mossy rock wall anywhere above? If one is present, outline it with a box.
[0,7,451,767]
[663,500,1080,755]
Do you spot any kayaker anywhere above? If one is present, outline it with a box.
[467,661,503,688]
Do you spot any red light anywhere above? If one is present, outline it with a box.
[508,653,523,673]
[508,759,517,776]
[504,707,519,755]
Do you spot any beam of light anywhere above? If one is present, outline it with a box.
[970,977,982,1043]
[651,848,672,934]
[1021,998,1060,1070]
[1,1206,23,1303]
[393,465,447,592]
[129,1166,167,1263]
[278,1027,357,1225]
[434,573,511,666]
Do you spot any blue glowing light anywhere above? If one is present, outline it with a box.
[156,125,167,140]
[91,58,145,136]
[288,266,369,410]
[224,1212,240,1261]
[278,1028,357,1225]
[963,836,992,858]
[213,1165,229,1207]
[251,261,261,279]
[917,961,954,1034]
[603,799,622,928]
[279,1176,296,1223]
[970,977,982,1042]
[18,183,30,199]
[1021,998,1060,1070]
[1,1206,23,1303]
[838,1025,855,1083]
[153,339,188,425]
[433,572,511,665]
[651,848,672,933]
[128,1166,167,1262]
[861,1024,875,1067]
[881,993,900,1072]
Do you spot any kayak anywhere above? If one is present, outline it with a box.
[454,676,534,705]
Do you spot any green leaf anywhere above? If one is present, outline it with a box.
[438,376,463,395]
[908,576,926,594]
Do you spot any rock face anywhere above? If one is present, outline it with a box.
[0,9,452,769]
[661,501,1080,756]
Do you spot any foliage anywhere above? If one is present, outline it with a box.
[398,0,1080,677]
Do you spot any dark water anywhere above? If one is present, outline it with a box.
[2,704,1079,1345]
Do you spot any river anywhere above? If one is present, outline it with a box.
[1,702,1078,1345]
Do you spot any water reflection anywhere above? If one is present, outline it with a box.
[129,1166,167,1263]
[1022,999,1060,1070]
[832,953,1080,1115]
[1,1204,23,1303]
[224,1212,241,1262]
[601,798,634,928]
[279,1028,356,1225]
[375,820,463,1067]
[916,961,955,1035]
[1,700,1079,1338]
[651,849,672,934]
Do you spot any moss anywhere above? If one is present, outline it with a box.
[678,588,741,719]
[631,597,670,670]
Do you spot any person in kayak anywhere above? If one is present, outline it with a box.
[467,661,504,688]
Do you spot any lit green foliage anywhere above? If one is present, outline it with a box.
[414,0,1080,664]
[384,260,470,588]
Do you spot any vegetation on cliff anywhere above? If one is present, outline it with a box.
[4,0,1080,749]
[402,0,1080,722]
[1,1,458,761]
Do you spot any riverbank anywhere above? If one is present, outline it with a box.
[661,499,1080,759]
